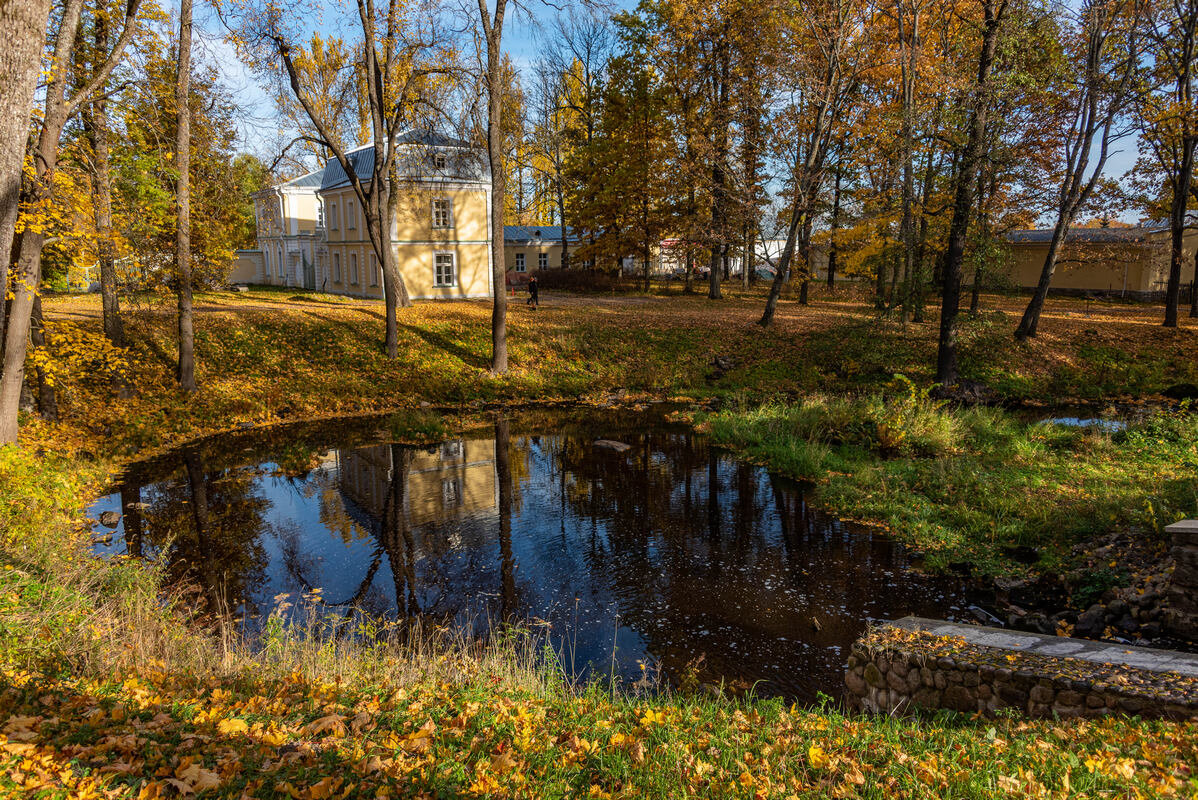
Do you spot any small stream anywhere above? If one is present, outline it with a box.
[88,408,974,702]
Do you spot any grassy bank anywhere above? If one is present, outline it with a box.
[699,380,1198,577]
[6,444,1194,798]
[34,286,1198,458]
[2,288,1196,797]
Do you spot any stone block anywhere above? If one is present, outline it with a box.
[1028,701,1050,718]
[1117,696,1145,714]
[864,662,886,689]
[845,669,867,697]
[963,671,980,687]
[1166,519,1198,547]
[847,653,860,670]
[947,670,964,684]
[890,659,910,679]
[943,685,976,712]
[1030,685,1055,704]
[1052,703,1082,719]
[1056,690,1083,708]
[920,667,934,687]
[934,671,947,690]
[911,687,941,709]
[1085,693,1106,709]
[906,669,924,693]
[887,668,909,693]
[997,684,1027,706]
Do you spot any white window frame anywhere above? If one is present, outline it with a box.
[538,252,548,270]
[433,251,457,288]
[333,252,341,283]
[317,202,325,229]
[514,252,526,273]
[433,152,447,170]
[431,198,453,229]
[329,201,338,230]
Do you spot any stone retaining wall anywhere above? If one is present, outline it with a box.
[1165,520,1198,640]
[846,618,1198,721]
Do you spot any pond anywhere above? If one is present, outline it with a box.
[88,408,972,702]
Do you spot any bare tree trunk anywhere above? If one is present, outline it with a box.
[481,0,510,374]
[0,0,52,348]
[1163,151,1194,327]
[30,295,56,420]
[0,0,141,442]
[827,163,841,288]
[936,0,1007,386]
[175,0,197,392]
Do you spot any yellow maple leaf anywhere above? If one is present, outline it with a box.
[217,718,249,736]
[808,745,832,770]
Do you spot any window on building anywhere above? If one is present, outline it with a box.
[514,253,526,273]
[333,252,341,283]
[433,152,447,170]
[347,199,356,230]
[329,202,338,230]
[431,198,453,229]
[369,255,378,287]
[434,252,456,287]
[439,440,462,461]
[317,202,325,229]
[442,477,462,507]
[350,252,358,284]
[263,250,270,277]
[538,253,548,270]
[278,248,284,277]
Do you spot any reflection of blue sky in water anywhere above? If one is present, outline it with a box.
[89,422,970,702]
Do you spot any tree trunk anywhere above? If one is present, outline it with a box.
[0,0,52,348]
[936,0,1007,386]
[1164,149,1194,327]
[1015,222,1069,338]
[483,2,509,374]
[175,0,197,392]
[30,295,56,420]
[827,165,841,289]
[758,202,803,327]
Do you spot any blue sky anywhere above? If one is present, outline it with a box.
[193,0,1141,223]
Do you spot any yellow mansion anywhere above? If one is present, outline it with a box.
[238,130,496,300]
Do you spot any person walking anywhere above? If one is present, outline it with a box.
[526,275,539,309]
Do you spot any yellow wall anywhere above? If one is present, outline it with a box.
[229,250,261,283]
[505,242,567,274]
[337,439,496,528]
[322,182,492,300]
[1002,230,1197,295]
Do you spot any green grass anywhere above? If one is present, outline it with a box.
[701,385,1198,575]
[6,290,1197,798]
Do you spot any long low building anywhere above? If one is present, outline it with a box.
[1002,226,1198,299]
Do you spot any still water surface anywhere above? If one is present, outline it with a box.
[89,410,969,701]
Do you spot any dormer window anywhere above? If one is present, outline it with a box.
[433,152,447,170]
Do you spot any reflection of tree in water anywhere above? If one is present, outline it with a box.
[131,450,272,617]
[544,431,956,696]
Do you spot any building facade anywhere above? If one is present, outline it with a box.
[245,131,495,301]
[250,168,326,289]
[1002,226,1198,299]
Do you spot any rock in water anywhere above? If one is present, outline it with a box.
[594,439,632,453]
[1163,383,1198,401]
[98,510,121,528]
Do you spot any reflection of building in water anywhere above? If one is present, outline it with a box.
[337,438,497,528]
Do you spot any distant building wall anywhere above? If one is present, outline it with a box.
[230,250,262,284]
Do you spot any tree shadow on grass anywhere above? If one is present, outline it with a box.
[396,323,489,370]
